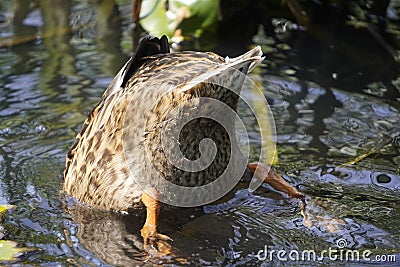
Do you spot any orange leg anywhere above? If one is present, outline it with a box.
[140,189,171,251]
[248,162,304,198]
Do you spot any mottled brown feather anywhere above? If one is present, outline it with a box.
[64,36,263,211]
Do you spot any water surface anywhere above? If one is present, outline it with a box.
[0,0,399,266]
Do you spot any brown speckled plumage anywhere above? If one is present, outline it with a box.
[64,35,268,212]
[63,36,304,251]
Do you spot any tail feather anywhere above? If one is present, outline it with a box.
[121,35,170,87]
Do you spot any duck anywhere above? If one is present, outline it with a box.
[63,35,303,250]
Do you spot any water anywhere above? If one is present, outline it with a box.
[0,0,399,266]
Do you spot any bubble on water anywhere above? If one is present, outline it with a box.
[35,125,47,132]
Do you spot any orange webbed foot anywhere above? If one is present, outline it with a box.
[248,162,304,198]
[141,189,173,254]
[141,223,172,253]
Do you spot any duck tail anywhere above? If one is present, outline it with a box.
[121,35,170,87]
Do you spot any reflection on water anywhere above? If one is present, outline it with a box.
[0,0,399,265]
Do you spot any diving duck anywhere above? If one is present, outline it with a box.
[64,35,302,249]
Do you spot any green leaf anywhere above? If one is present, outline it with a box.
[139,0,218,38]
[172,0,218,36]
[140,0,177,37]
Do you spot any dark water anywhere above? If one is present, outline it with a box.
[0,0,399,266]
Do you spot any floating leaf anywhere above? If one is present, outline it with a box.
[0,205,15,214]
[0,240,38,262]
[0,205,15,223]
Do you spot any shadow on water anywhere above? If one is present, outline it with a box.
[0,0,399,265]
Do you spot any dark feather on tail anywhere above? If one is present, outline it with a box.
[121,35,170,87]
